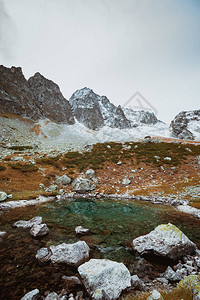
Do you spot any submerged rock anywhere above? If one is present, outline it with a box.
[30,223,49,237]
[36,241,90,267]
[21,288,39,300]
[0,191,7,202]
[13,216,42,229]
[72,177,96,193]
[132,223,196,260]
[78,259,131,300]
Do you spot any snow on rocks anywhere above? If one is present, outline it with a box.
[0,191,7,202]
[36,241,90,267]
[30,223,49,237]
[78,259,131,300]
[21,288,40,300]
[13,216,42,229]
[75,226,90,235]
[132,223,197,260]
[56,175,71,185]
[72,176,96,193]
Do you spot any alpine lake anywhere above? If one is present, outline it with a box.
[0,197,200,299]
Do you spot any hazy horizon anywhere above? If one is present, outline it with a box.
[0,0,199,123]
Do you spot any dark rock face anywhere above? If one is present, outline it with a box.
[0,65,42,120]
[69,87,131,130]
[0,65,74,124]
[170,110,200,140]
[28,73,74,124]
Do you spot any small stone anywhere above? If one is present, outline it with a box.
[21,288,39,300]
[122,178,131,186]
[0,231,7,237]
[85,169,95,179]
[56,175,71,185]
[45,292,58,300]
[147,290,163,300]
[45,185,58,192]
[36,247,51,262]
[0,191,7,202]
[75,226,90,235]
[30,223,49,237]
[131,275,145,290]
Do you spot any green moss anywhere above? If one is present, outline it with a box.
[10,163,38,172]
[8,145,33,151]
[0,165,6,171]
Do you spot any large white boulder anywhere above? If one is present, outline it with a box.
[13,216,42,229]
[72,177,96,193]
[132,223,196,260]
[36,241,90,267]
[78,259,131,300]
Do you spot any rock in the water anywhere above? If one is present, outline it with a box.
[85,169,95,179]
[177,275,200,299]
[21,289,39,300]
[147,289,163,300]
[13,216,42,229]
[56,175,71,185]
[132,223,196,260]
[122,178,131,186]
[0,191,7,202]
[75,226,90,235]
[72,177,96,193]
[44,292,58,300]
[37,241,90,267]
[78,259,131,300]
[30,223,49,237]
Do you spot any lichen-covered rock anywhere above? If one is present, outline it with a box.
[21,288,39,300]
[177,274,200,299]
[0,191,7,202]
[13,216,42,229]
[85,169,95,179]
[132,223,196,260]
[30,223,49,237]
[78,259,131,300]
[56,175,71,185]
[72,177,96,193]
[36,241,90,267]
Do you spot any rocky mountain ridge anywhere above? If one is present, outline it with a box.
[0,65,199,141]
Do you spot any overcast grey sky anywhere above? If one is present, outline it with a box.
[0,0,199,123]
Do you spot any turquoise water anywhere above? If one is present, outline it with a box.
[0,198,200,299]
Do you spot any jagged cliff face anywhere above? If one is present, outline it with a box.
[0,66,75,124]
[170,110,200,140]
[28,73,75,124]
[0,66,42,120]
[123,108,158,127]
[69,87,131,130]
